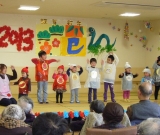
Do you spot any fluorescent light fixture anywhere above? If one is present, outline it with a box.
[119,12,140,17]
[18,5,40,11]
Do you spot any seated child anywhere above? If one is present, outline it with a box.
[119,62,138,102]
[14,67,31,98]
[52,65,68,103]
[67,64,83,103]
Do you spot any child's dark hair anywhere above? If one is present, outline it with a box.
[90,58,97,64]
[0,64,7,71]
[108,55,115,61]
[38,50,46,57]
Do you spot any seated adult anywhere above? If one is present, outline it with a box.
[18,96,35,125]
[127,82,160,125]
[137,118,160,135]
[32,112,68,135]
[80,100,105,135]
[0,64,17,106]
[95,102,124,129]
[0,104,32,135]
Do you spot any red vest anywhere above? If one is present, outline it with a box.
[53,74,67,91]
[35,60,49,81]
[18,77,30,94]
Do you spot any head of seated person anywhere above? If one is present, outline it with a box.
[96,102,124,129]
[90,100,105,113]
[138,118,160,135]
[32,112,68,135]
[0,104,32,135]
[18,96,35,124]
[138,82,152,100]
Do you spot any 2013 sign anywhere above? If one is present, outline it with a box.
[0,25,34,51]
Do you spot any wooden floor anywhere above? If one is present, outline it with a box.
[0,92,158,113]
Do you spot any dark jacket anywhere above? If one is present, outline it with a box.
[127,100,160,121]
[0,126,32,135]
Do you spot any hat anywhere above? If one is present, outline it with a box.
[1,104,26,121]
[68,63,77,67]
[21,67,28,73]
[143,67,151,74]
[125,62,131,69]
[58,65,64,70]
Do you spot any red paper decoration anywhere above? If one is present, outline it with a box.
[79,111,84,118]
[0,25,34,51]
[69,111,74,119]
[57,111,64,117]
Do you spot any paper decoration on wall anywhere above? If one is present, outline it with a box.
[130,32,133,35]
[118,28,121,31]
[88,27,116,56]
[0,25,34,51]
[112,26,116,30]
[124,22,129,40]
[135,35,138,38]
[144,21,153,31]
[41,19,47,24]
[36,22,86,56]
[139,36,147,46]
[109,22,111,25]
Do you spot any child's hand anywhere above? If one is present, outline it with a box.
[63,71,66,74]
[87,59,89,64]
[101,60,104,65]
[109,52,113,55]
[56,59,60,63]
[11,65,15,70]
[54,70,58,74]
[136,73,139,76]
[121,73,123,76]
[77,65,81,68]
[30,110,34,115]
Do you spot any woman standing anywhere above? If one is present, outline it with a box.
[0,64,17,106]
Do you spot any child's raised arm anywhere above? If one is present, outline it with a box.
[52,71,58,79]
[113,53,119,66]
[86,59,90,71]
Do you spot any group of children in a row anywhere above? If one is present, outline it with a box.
[14,50,160,104]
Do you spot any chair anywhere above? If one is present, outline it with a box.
[86,126,137,135]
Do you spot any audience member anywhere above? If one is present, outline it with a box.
[0,104,32,135]
[32,112,68,135]
[127,82,160,125]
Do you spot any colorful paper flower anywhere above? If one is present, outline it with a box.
[52,38,60,48]
[74,111,79,118]
[40,41,52,54]
[69,111,74,119]
[63,111,69,118]
[84,110,89,117]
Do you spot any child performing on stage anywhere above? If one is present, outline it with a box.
[152,56,160,101]
[67,64,83,103]
[52,65,68,103]
[14,67,31,98]
[141,67,154,84]
[101,52,119,102]
[119,62,138,102]
[84,58,101,103]
[31,50,59,104]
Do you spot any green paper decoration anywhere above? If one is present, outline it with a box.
[37,30,51,39]
[49,25,64,35]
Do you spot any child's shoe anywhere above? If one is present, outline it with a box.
[123,99,127,102]
[76,101,80,103]
[60,101,63,103]
[127,99,130,102]
[70,101,74,103]
[56,101,59,103]
[112,99,116,103]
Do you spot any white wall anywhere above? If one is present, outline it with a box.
[0,13,146,68]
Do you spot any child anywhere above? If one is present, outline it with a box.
[0,64,17,106]
[102,52,119,102]
[14,67,31,98]
[84,58,101,103]
[31,50,59,104]
[152,56,160,101]
[52,65,67,103]
[141,67,154,84]
[119,62,138,102]
[67,64,83,103]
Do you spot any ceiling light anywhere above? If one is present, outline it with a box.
[119,13,140,17]
[18,5,40,11]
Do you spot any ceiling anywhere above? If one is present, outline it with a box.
[0,0,160,20]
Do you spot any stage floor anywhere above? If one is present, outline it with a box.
[0,92,158,113]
